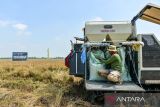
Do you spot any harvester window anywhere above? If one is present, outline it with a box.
[142,34,160,67]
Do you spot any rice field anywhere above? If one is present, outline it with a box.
[0,59,94,107]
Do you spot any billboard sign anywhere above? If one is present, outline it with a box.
[12,52,28,61]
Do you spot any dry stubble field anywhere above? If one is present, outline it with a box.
[0,59,95,107]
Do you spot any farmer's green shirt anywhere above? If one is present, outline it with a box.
[102,53,122,72]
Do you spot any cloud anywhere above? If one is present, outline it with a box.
[0,20,10,27]
[0,19,31,36]
[90,17,104,21]
[13,23,28,31]
[12,23,31,36]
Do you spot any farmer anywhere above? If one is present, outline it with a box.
[97,45,122,83]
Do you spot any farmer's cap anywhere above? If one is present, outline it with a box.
[107,45,117,52]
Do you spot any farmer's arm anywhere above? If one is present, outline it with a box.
[101,55,116,64]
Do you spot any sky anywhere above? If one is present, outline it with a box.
[0,0,160,58]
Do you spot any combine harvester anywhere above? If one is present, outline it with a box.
[65,3,160,103]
